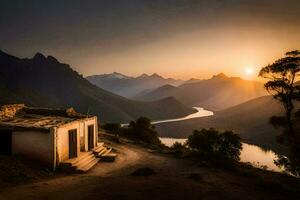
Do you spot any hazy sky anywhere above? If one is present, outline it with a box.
[1,0,300,80]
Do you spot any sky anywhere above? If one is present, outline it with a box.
[1,0,300,80]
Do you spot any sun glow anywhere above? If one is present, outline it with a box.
[244,67,255,77]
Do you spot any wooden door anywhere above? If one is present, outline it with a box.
[0,130,12,155]
[88,125,94,150]
[68,129,77,158]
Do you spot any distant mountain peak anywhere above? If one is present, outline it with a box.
[33,52,46,61]
[150,73,163,78]
[137,73,163,79]
[138,73,149,78]
[212,73,228,79]
[46,55,59,63]
[108,72,129,79]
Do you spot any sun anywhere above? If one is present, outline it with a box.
[245,67,255,76]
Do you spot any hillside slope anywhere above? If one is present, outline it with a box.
[134,84,180,100]
[0,50,195,122]
[156,96,300,153]
[135,73,267,111]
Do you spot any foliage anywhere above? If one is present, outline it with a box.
[186,128,242,162]
[122,117,162,146]
[259,50,300,176]
[275,155,300,177]
[171,142,186,150]
[102,118,162,146]
[170,142,188,155]
[259,50,300,127]
[101,123,121,135]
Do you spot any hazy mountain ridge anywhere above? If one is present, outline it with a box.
[86,72,184,97]
[0,50,195,122]
[135,73,267,111]
[134,84,181,101]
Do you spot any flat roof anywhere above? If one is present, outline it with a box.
[0,104,94,131]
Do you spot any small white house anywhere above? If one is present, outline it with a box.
[0,104,103,170]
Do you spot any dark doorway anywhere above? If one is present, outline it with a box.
[0,130,12,155]
[88,125,94,151]
[68,129,77,159]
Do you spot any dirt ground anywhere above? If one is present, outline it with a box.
[0,140,300,200]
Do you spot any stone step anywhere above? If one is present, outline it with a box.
[61,151,94,167]
[93,146,106,154]
[59,143,114,172]
[93,143,104,153]
[97,142,104,147]
[76,156,96,169]
[97,147,109,156]
[73,153,96,167]
[101,147,112,156]
[96,147,113,158]
[77,157,100,172]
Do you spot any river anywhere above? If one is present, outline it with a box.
[151,107,213,124]
[121,107,213,127]
[150,107,284,173]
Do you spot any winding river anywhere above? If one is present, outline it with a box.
[151,107,213,124]
[151,107,284,173]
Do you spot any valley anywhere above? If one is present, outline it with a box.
[155,96,295,154]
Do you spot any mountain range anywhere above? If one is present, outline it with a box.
[134,73,267,111]
[0,50,195,122]
[86,72,184,98]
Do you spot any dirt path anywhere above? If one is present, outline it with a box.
[0,142,299,200]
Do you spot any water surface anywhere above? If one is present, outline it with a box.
[151,107,213,125]
[160,137,284,172]
[121,107,213,127]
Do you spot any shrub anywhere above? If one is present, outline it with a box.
[171,142,186,150]
[170,142,188,155]
[186,128,242,162]
[101,123,121,134]
[121,117,162,146]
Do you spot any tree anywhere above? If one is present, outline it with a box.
[186,128,242,161]
[123,117,162,146]
[101,123,121,135]
[259,50,300,175]
[259,50,300,135]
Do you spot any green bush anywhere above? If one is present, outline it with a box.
[101,123,121,134]
[186,128,242,162]
[121,117,162,146]
[170,142,188,154]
